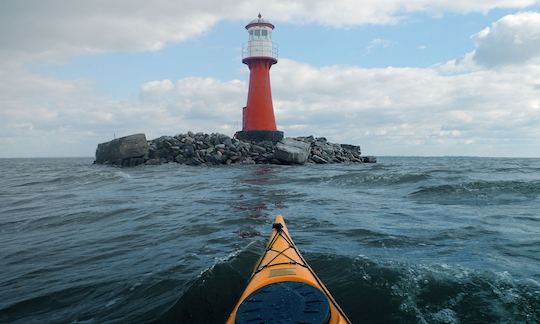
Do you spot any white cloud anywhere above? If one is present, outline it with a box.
[2,56,540,157]
[141,80,175,94]
[132,59,540,157]
[272,60,540,156]
[1,0,538,63]
[366,38,397,54]
[140,77,245,123]
[472,12,540,66]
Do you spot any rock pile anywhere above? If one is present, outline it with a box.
[94,132,376,167]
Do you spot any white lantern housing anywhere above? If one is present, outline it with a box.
[242,14,278,63]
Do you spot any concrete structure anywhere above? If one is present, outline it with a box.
[235,14,284,142]
[95,133,148,166]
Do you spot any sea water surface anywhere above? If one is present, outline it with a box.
[0,157,539,323]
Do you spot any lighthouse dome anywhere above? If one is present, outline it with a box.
[245,14,275,29]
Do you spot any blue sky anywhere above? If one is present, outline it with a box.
[1,1,540,157]
[33,9,521,98]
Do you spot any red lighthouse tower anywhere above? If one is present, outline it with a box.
[235,14,284,142]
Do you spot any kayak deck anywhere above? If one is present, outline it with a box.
[227,215,350,323]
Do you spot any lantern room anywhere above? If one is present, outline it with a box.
[242,14,278,64]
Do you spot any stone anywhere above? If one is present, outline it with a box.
[259,141,274,148]
[186,157,202,166]
[252,144,267,154]
[322,144,334,155]
[241,157,256,164]
[363,156,377,163]
[208,151,224,164]
[311,155,328,164]
[282,138,311,151]
[95,133,149,165]
[274,138,310,164]
[121,157,144,167]
[341,144,361,155]
[217,133,230,144]
[175,154,186,164]
[183,145,195,157]
[145,158,161,165]
[241,142,251,151]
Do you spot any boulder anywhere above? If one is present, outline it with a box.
[175,154,186,164]
[252,144,267,154]
[241,157,256,164]
[183,145,195,158]
[186,157,203,166]
[207,151,224,164]
[95,133,148,165]
[145,158,161,165]
[341,144,361,155]
[274,138,311,164]
[281,138,310,150]
[362,156,377,163]
[311,155,328,164]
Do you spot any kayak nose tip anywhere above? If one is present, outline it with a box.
[274,214,285,224]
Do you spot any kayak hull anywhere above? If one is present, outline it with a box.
[227,215,350,323]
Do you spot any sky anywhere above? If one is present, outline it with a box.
[1,1,540,158]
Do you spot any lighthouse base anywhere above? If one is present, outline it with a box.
[235,130,284,143]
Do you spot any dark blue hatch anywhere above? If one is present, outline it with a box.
[235,281,330,323]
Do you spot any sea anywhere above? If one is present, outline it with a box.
[0,157,539,323]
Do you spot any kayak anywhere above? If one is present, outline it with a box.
[227,215,350,323]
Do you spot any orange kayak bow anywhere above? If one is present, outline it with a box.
[227,215,350,323]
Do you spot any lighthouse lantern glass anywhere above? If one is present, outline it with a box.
[243,25,278,60]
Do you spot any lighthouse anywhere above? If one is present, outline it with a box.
[235,14,284,142]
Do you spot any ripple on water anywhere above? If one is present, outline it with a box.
[410,180,540,205]
[1,157,539,323]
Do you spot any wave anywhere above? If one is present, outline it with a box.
[0,280,118,322]
[156,242,263,323]
[156,248,540,323]
[289,172,431,187]
[410,180,540,205]
[7,167,133,191]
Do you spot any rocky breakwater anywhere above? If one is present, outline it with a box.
[94,132,376,167]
